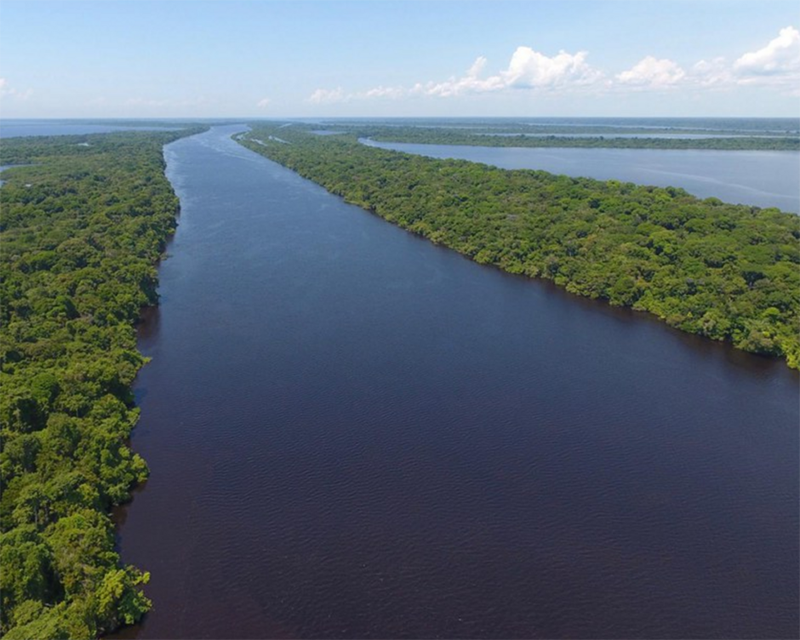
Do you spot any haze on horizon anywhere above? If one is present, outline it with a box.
[0,0,798,120]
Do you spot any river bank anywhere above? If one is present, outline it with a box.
[112,126,798,639]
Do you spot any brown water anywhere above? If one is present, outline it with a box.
[112,125,799,639]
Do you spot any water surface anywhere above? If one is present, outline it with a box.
[479,132,789,139]
[114,125,799,639]
[0,119,182,138]
[362,139,800,213]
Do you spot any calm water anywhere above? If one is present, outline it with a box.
[0,119,182,138]
[361,139,800,213]
[113,126,799,639]
[503,117,796,134]
[328,117,800,134]
[479,132,789,139]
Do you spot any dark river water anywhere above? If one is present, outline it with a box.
[113,125,799,639]
[361,139,800,213]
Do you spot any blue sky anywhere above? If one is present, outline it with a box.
[1,0,798,118]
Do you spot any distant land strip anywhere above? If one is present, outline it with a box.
[343,126,800,151]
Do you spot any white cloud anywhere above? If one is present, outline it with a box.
[306,84,406,104]
[306,47,604,104]
[420,48,602,98]
[468,56,487,78]
[691,57,732,86]
[360,85,406,99]
[0,78,33,100]
[616,56,685,88]
[257,97,271,108]
[734,26,800,77]
[501,47,602,88]
[307,87,346,104]
[422,56,505,97]
[685,27,800,93]
[305,29,800,106]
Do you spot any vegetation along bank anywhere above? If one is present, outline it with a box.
[350,125,800,151]
[240,125,800,368]
[0,127,204,639]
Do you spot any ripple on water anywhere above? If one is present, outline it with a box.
[111,126,799,640]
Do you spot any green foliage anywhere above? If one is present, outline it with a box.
[0,128,203,638]
[347,125,800,151]
[241,126,800,368]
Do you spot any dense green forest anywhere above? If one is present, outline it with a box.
[241,125,800,368]
[346,125,800,151]
[0,128,203,639]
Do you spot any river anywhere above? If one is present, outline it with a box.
[113,125,799,639]
[361,139,800,213]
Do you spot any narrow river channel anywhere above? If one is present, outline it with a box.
[113,125,799,639]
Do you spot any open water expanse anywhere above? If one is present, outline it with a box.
[108,125,800,639]
[478,132,787,139]
[0,119,183,138]
[361,139,800,213]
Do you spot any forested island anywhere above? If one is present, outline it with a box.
[323,117,800,137]
[346,125,800,151]
[0,127,204,639]
[240,125,800,368]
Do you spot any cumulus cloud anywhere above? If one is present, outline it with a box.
[691,57,732,86]
[257,97,271,108]
[730,26,800,93]
[0,77,32,100]
[307,87,346,104]
[683,26,799,93]
[616,56,685,87]
[418,47,602,98]
[501,47,602,88]
[361,85,405,99]
[305,28,800,105]
[421,56,505,97]
[306,46,604,104]
[734,26,800,77]
[307,84,407,103]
